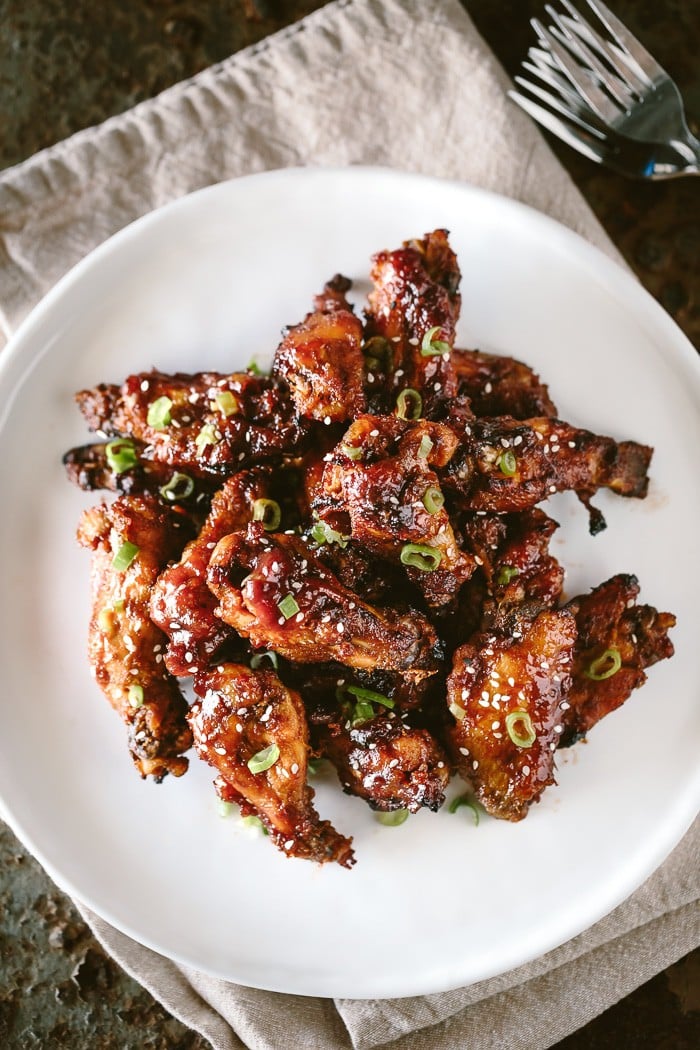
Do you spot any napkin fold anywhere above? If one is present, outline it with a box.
[1,1,697,1048]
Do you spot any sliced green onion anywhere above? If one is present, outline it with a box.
[497,450,517,477]
[147,396,173,430]
[159,472,195,502]
[395,388,423,421]
[128,684,144,709]
[496,565,520,586]
[252,498,281,531]
[448,794,480,825]
[400,542,442,572]
[505,710,536,749]
[363,336,392,372]
[420,326,450,356]
[311,521,350,549]
[217,800,235,818]
[97,608,114,633]
[584,647,622,680]
[417,434,434,460]
[241,815,268,834]
[308,758,324,776]
[105,439,138,475]
[247,360,266,376]
[277,593,300,620]
[112,541,139,573]
[422,485,444,514]
[211,391,239,417]
[340,442,363,461]
[247,743,280,774]
[195,423,220,453]
[346,685,395,709]
[250,650,278,670]
[449,702,466,721]
[351,700,375,726]
[377,809,409,826]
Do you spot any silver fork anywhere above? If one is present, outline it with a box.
[509,0,700,179]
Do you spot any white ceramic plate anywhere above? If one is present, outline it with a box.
[0,168,698,999]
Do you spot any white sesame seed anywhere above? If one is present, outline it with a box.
[389,758,399,767]
[554,725,564,734]
[522,764,530,776]
[459,747,469,756]
[214,746,226,755]
[291,763,299,775]
[367,372,375,383]
[560,701,570,711]
[336,623,344,633]
[568,440,576,448]
[513,435,523,446]
[472,759,479,770]
[484,382,492,394]
[235,723,243,733]
[492,720,500,730]
[324,416,332,425]
[284,839,294,850]
[140,380,150,392]
[370,429,379,437]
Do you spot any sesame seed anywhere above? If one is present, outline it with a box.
[459,747,469,756]
[461,688,469,700]
[491,720,500,730]
[434,382,442,392]
[474,556,483,566]
[324,416,331,425]
[284,839,294,850]
[500,438,510,448]
[389,758,399,767]
[370,429,379,437]
[560,701,570,711]
[513,435,523,446]
[185,652,193,664]
[481,690,490,701]
[508,676,515,687]
[554,725,564,734]
[522,764,530,776]
[408,337,419,346]
[367,372,375,383]
[291,763,299,774]
[235,724,243,733]
[336,623,344,633]
[140,380,150,392]
[484,382,492,394]
[437,761,445,768]
[568,440,576,448]
[472,759,479,770]
[214,746,226,755]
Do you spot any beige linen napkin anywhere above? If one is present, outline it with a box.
[0,1,697,1047]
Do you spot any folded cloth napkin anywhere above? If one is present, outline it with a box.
[0,1,697,1047]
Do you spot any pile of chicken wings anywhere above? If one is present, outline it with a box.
[65,230,675,867]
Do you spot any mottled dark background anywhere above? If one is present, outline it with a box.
[1,1,698,1047]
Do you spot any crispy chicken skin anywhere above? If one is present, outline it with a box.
[313,273,354,313]
[452,348,558,419]
[321,415,475,606]
[446,609,577,821]
[150,469,270,676]
[190,664,354,866]
[273,301,366,423]
[316,710,450,812]
[75,370,308,477]
[77,495,192,780]
[443,415,652,526]
[207,523,440,678]
[365,230,461,417]
[561,574,676,746]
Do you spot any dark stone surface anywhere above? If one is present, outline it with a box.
[0,1,698,1048]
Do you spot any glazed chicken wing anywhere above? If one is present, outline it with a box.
[320,415,475,606]
[75,370,308,478]
[273,292,366,423]
[315,709,450,813]
[365,229,461,417]
[77,495,192,780]
[452,348,557,419]
[561,574,676,746]
[190,663,354,866]
[63,439,217,509]
[443,415,652,531]
[446,609,577,820]
[150,469,271,676]
[207,523,440,678]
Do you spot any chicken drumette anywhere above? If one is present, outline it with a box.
[190,663,354,866]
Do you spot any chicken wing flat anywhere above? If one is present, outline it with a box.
[77,495,192,780]
[443,415,652,528]
[561,574,676,746]
[446,609,577,820]
[452,348,557,419]
[320,415,474,606]
[63,440,217,509]
[75,370,308,478]
[273,294,366,423]
[313,273,354,313]
[365,229,461,417]
[190,663,354,866]
[315,709,450,813]
[150,469,271,676]
[207,523,440,678]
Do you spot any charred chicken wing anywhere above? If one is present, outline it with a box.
[77,495,192,780]
[190,663,354,866]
